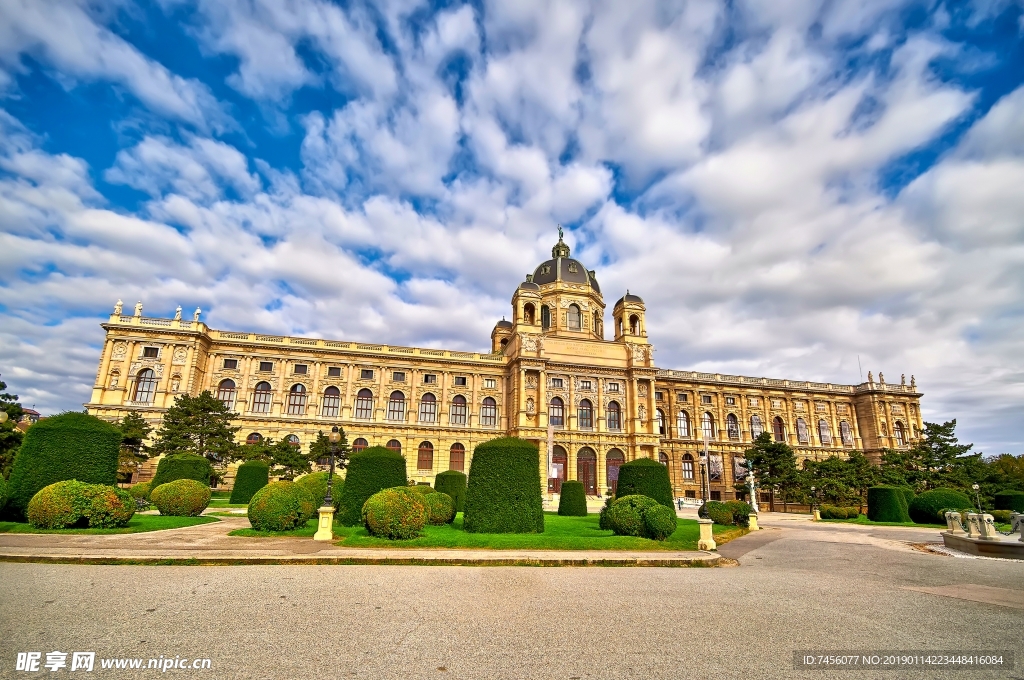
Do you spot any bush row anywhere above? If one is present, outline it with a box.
[819,505,860,519]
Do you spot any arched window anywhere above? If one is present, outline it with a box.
[550,445,567,492]
[285,434,300,448]
[417,441,434,470]
[523,303,535,325]
[500,338,509,350]
[387,391,406,421]
[750,414,764,438]
[541,305,551,329]
[245,432,262,445]
[352,438,368,453]
[449,443,465,471]
[677,411,690,437]
[578,399,593,428]
[796,418,809,444]
[450,395,468,425]
[772,416,786,442]
[419,393,437,423]
[216,379,236,408]
[726,413,739,440]
[286,384,307,415]
[567,304,581,330]
[577,447,597,494]
[252,381,273,413]
[606,449,625,494]
[354,389,373,419]
[629,314,640,334]
[656,409,666,435]
[818,419,832,446]
[549,397,564,427]
[681,453,695,480]
[480,397,497,427]
[133,369,157,403]
[386,439,401,453]
[659,452,669,465]
[840,420,853,446]
[894,421,906,447]
[321,386,341,417]
[607,401,621,431]
[701,412,715,440]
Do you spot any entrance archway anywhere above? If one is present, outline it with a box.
[606,449,625,495]
[549,445,567,493]
[577,447,597,495]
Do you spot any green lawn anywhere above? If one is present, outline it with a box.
[230,512,747,551]
[207,491,247,509]
[0,515,219,535]
[819,516,947,529]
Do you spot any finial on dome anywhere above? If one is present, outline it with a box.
[551,225,570,258]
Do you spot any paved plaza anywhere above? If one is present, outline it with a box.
[1,514,1021,680]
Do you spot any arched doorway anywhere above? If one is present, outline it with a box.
[577,447,597,495]
[606,449,625,495]
[549,445,567,493]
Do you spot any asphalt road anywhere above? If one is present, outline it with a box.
[2,517,1021,680]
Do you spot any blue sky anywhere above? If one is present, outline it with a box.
[0,0,1022,455]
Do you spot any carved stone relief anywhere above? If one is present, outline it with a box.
[172,347,187,364]
[525,373,538,388]
[638,382,648,398]
[129,362,164,377]
[631,344,649,363]
[111,342,127,359]
[171,374,182,392]
[638,404,647,422]
[526,397,536,415]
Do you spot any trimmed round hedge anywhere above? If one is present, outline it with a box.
[336,447,407,526]
[463,437,543,534]
[7,412,121,518]
[994,491,1024,512]
[434,470,467,513]
[867,486,911,522]
[908,488,973,524]
[422,491,455,525]
[149,454,213,493]
[557,480,588,517]
[820,505,861,519]
[607,494,677,540]
[129,482,151,500]
[614,458,673,508]
[248,481,315,531]
[27,480,134,529]
[150,479,212,516]
[229,461,270,504]
[362,488,428,539]
[698,501,734,525]
[295,471,330,508]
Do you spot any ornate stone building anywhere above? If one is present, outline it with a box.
[86,234,923,499]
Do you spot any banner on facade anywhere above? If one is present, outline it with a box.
[708,454,723,481]
[733,456,748,481]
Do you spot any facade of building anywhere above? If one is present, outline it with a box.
[85,235,923,499]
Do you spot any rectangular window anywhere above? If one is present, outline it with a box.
[771,399,783,409]
[483,378,496,389]
[608,383,619,392]
[748,397,759,407]
[551,378,564,388]
[258,361,273,372]
[423,374,437,384]
[655,391,664,400]
[701,395,712,404]
[294,364,307,375]
[392,371,406,382]
[682,460,694,480]
[684,489,696,498]
[454,376,467,387]
[725,396,735,405]
[143,347,159,358]
[677,393,687,402]
[223,359,238,370]
[360,369,374,380]
[710,490,721,501]
[327,366,341,377]
[580,380,592,390]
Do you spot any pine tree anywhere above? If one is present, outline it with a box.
[117,411,152,481]
[880,420,976,492]
[0,375,25,477]
[150,391,239,462]
[745,432,800,511]
[269,439,312,480]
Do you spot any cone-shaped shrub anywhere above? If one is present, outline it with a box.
[150,479,212,517]
[557,480,588,516]
[294,471,330,508]
[336,447,407,526]
[463,437,543,534]
[361,488,428,539]
[434,470,467,513]
[994,491,1024,512]
[229,461,270,504]
[149,454,212,492]
[867,486,910,522]
[248,481,315,531]
[7,412,121,518]
[908,488,973,524]
[614,458,673,508]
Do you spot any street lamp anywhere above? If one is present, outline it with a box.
[810,485,820,521]
[314,425,349,542]
[0,411,8,425]
[972,483,982,515]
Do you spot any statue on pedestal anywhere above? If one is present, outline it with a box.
[174,306,182,321]
[113,299,123,315]
[193,307,202,322]
[134,301,143,317]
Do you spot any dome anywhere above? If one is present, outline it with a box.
[518,281,540,291]
[530,233,601,293]
[614,292,644,306]
[494,319,513,329]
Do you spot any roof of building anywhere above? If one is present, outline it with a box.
[494,319,513,328]
[529,234,601,294]
[614,292,644,306]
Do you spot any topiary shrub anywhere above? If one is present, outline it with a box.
[819,505,841,519]
[725,500,752,527]
[295,471,330,508]
[599,495,614,530]
[229,461,270,504]
[557,480,588,516]
[27,481,134,529]
[422,491,455,525]
[899,487,916,508]
[434,470,467,513]
[248,481,316,531]
[150,479,212,517]
[7,412,122,518]
[991,509,1012,524]
[463,437,544,534]
[908,488,973,524]
[129,482,151,500]
[867,486,911,522]
[844,507,861,519]
[994,491,1024,512]
[698,501,735,525]
[614,458,674,508]
[149,454,213,493]
[361,488,428,539]
[336,447,408,526]
[607,495,676,540]
[83,485,135,528]
[0,475,8,512]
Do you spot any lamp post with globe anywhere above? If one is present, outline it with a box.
[314,425,349,541]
